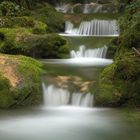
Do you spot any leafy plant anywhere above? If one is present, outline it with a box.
[0,1,26,17]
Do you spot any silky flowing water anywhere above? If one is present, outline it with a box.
[0,48,140,140]
[64,20,119,36]
[0,107,140,140]
[0,9,140,140]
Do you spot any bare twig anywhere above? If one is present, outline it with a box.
[132,47,140,57]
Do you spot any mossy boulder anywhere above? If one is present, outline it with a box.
[24,33,70,58]
[31,4,64,32]
[96,52,140,107]
[0,54,43,109]
[0,28,69,58]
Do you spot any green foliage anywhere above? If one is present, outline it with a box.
[120,0,140,49]
[0,1,26,17]
[0,28,69,58]
[98,0,140,107]
[32,21,48,34]
[119,13,140,49]
[107,37,119,58]
[25,34,69,58]
[0,16,48,33]
[98,51,140,107]
[114,52,140,81]
[0,28,30,55]
[119,0,140,43]
[96,63,119,106]
[31,4,64,32]
[7,16,35,28]
[0,0,38,9]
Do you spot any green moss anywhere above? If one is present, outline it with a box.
[0,28,31,55]
[0,16,48,34]
[12,56,42,106]
[0,28,69,58]
[31,4,64,32]
[96,63,119,106]
[24,33,69,58]
[0,54,43,109]
[97,52,140,107]
[0,73,13,108]
[32,21,48,34]
[17,55,43,82]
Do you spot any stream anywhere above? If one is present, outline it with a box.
[0,107,140,140]
[0,9,140,140]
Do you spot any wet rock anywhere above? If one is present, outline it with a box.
[73,3,84,13]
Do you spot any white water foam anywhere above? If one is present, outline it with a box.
[42,83,94,107]
[70,45,108,58]
[63,20,119,36]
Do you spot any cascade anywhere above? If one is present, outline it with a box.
[64,20,119,36]
[71,93,93,107]
[41,45,112,67]
[55,3,73,13]
[55,3,67,13]
[55,2,119,14]
[83,4,89,14]
[83,3,103,14]
[42,83,94,107]
[70,45,108,58]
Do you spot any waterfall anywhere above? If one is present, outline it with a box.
[83,3,103,14]
[70,45,108,58]
[55,3,68,13]
[55,2,120,14]
[65,20,119,36]
[71,93,93,107]
[55,3,73,13]
[42,83,70,106]
[42,83,94,107]
[83,4,89,14]
[41,45,113,67]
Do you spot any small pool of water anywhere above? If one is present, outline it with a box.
[0,107,140,140]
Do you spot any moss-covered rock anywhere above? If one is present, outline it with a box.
[0,28,69,58]
[24,33,69,58]
[0,54,43,109]
[0,73,13,108]
[97,52,140,107]
[31,3,64,32]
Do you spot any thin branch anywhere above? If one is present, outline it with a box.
[132,47,140,57]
